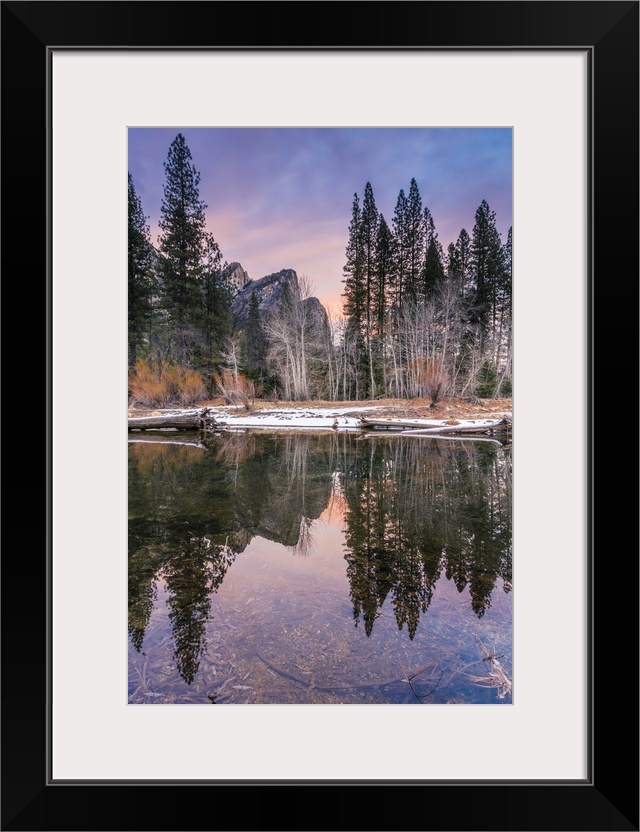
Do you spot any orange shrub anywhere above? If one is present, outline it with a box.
[128,360,208,407]
[179,368,208,405]
[213,369,260,411]
[407,358,450,406]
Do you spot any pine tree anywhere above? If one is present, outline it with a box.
[455,228,472,300]
[373,214,394,340]
[342,192,365,326]
[470,200,503,339]
[447,242,460,279]
[391,188,409,308]
[200,234,232,387]
[405,178,425,299]
[157,133,209,365]
[372,213,394,395]
[360,182,379,397]
[361,182,379,297]
[128,172,154,367]
[422,207,445,298]
[500,226,512,311]
[424,237,445,298]
[423,206,436,250]
[493,226,512,394]
[341,192,367,397]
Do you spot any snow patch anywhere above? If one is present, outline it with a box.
[144,405,509,433]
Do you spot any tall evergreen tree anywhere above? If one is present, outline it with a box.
[447,242,460,279]
[342,192,365,327]
[360,182,379,397]
[201,234,232,386]
[244,290,268,381]
[128,172,154,367]
[424,236,445,298]
[470,200,503,338]
[423,206,437,250]
[341,192,367,397]
[373,214,394,339]
[493,225,513,392]
[455,228,473,300]
[391,188,409,308]
[361,182,379,298]
[157,133,209,365]
[372,213,394,394]
[405,178,425,299]
[500,226,512,311]
[422,207,445,298]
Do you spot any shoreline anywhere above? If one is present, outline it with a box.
[128,396,513,435]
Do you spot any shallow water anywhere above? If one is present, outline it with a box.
[128,430,512,704]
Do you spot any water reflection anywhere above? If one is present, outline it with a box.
[341,439,512,638]
[164,536,235,684]
[128,431,512,694]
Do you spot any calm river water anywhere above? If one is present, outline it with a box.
[128,430,512,704]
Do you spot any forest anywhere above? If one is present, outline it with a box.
[128,133,512,406]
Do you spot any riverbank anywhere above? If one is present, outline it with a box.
[128,396,512,433]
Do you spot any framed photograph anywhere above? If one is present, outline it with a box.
[126,123,516,707]
[3,2,637,830]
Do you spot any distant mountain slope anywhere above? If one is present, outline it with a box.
[231,267,328,333]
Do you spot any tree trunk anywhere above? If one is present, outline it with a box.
[128,407,224,431]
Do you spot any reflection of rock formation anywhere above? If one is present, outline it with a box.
[128,433,333,554]
[216,432,333,550]
[341,438,512,638]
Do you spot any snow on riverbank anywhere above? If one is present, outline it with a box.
[141,404,510,433]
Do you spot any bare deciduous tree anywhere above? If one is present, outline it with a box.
[264,274,325,401]
[214,340,262,411]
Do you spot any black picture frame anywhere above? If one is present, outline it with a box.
[2,2,638,830]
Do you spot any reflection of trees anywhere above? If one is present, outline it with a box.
[288,516,315,557]
[129,441,240,683]
[129,432,512,677]
[128,433,334,671]
[128,531,235,685]
[163,535,235,685]
[440,445,512,617]
[341,438,512,638]
[214,431,257,477]
[129,441,206,476]
[127,542,159,652]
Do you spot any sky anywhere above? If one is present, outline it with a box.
[128,127,512,313]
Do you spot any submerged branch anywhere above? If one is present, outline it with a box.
[469,635,512,699]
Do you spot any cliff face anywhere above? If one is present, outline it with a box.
[231,267,328,333]
[232,268,299,321]
[301,296,329,332]
[221,262,250,294]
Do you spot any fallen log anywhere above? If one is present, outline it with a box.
[128,407,225,432]
[398,419,511,436]
[359,417,511,436]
